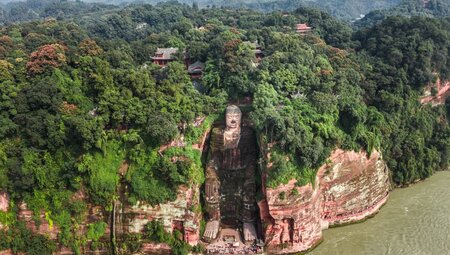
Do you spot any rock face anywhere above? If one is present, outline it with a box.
[0,129,208,255]
[263,179,323,254]
[421,78,450,105]
[0,250,13,255]
[1,126,389,255]
[319,149,390,227]
[0,192,8,231]
[118,184,201,247]
[0,185,200,255]
[15,195,110,255]
[262,149,390,254]
[0,192,8,212]
[0,189,111,254]
[17,202,61,240]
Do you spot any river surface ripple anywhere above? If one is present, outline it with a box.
[310,171,450,255]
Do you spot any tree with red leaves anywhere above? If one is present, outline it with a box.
[78,38,104,56]
[26,44,66,76]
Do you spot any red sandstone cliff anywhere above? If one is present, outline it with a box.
[0,192,8,213]
[261,149,390,254]
[0,125,207,255]
[1,187,200,255]
[1,127,389,255]
[421,78,450,105]
[12,192,111,254]
[117,184,201,247]
[0,192,8,231]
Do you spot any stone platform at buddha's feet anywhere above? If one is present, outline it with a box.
[206,228,263,255]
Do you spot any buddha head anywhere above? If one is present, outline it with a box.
[225,105,242,130]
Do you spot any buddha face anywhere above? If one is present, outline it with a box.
[226,105,242,130]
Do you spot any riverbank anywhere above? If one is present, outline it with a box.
[309,171,450,255]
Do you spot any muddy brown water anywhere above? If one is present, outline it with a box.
[310,171,450,255]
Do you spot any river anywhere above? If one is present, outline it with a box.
[310,171,450,255]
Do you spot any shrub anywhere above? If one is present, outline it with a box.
[87,221,108,242]
[77,139,125,206]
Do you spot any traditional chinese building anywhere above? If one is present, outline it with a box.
[252,41,263,60]
[151,48,179,67]
[296,23,312,35]
[187,61,205,79]
[244,41,264,60]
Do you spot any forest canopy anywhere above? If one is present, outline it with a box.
[0,2,449,254]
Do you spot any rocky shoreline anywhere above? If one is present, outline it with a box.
[262,149,390,254]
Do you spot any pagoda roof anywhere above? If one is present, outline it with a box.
[296,23,312,30]
[151,47,178,60]
[188,61,205,74]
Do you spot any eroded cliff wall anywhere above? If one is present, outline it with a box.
[0,192,8,229]
[117,184,201,247]
[420,78,450,105]
[0,128,208,255]
[262,149,390,254]
[0,188,200,255]
[1,129,389,255]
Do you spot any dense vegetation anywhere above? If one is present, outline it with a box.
[214,0,402,21]
[354,16,450,182]
[0,0,118,24]
[0,1,448,254]
[145,220,205,255]
[0,0,404,24]
[356,0,450,27]
[2,0,450,27]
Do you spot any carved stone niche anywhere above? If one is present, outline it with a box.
[172,220,184,235]
[280,218,294,244]
[293,223,303,244]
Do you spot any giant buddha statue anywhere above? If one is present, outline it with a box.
[203,105,259,243]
